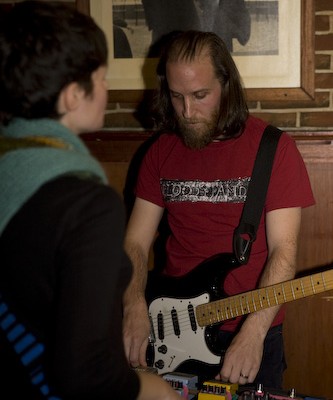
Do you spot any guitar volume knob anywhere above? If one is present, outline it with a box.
[154,359,165,370]
[158,345,167,354]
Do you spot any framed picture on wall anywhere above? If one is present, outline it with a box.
[77,0,314,102]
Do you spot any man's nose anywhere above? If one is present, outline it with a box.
[182,97,194,119]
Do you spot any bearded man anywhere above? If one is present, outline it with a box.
[122,31,314,388]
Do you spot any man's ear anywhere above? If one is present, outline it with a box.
[57,82,85,114]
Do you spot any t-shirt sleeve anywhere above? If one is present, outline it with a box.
[266,133,315,212]
[135,138,165,208]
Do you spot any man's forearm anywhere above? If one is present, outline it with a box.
[124,240,149,305]
[242,244,298,337]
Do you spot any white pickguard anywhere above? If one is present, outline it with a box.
[148,293,221,374]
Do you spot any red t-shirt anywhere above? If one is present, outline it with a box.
[136,116,315,330]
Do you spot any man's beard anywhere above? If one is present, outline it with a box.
[177,112,220,150]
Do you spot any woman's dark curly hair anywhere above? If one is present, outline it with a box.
[0,1,108,124]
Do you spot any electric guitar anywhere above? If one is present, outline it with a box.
[146,253,333,376]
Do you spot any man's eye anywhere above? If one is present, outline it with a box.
[195,92,207,99]
[170,92,182,99]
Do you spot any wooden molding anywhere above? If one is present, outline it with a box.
[76,0,315,103]
[81,130,333,164]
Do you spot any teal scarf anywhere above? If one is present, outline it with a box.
[0,118,108,235]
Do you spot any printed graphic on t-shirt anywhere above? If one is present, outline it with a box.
[161,177,250,203]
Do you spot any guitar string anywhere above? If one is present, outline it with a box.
[152,273,333,335]
[197,273,333,325]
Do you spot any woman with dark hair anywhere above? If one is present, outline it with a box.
[0,2,181,399]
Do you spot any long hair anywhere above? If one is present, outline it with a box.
[151,30,249,137]
[0,1,108,124]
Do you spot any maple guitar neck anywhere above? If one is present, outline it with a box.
[196,269,333,328]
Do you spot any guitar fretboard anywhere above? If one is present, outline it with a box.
[196,269,333,327]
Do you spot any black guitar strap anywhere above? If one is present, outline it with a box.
[233,125,283,264]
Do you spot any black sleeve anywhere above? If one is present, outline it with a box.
[45,178,140,399]
[0,176,140,399]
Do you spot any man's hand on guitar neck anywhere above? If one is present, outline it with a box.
[123,296,151,367]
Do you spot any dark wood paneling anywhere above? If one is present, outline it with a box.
[283,140,333,399]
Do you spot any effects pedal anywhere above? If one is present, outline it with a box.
[163,372,198,399]
[198,380,239,400]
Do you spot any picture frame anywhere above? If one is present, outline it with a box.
[76,0,314,103]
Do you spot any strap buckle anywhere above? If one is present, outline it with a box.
[233,223,256,265]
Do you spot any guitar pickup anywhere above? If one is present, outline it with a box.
[148,315,156,344]
[188,303,197,332]
[157,312,164,340]
[171,308,180,336]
